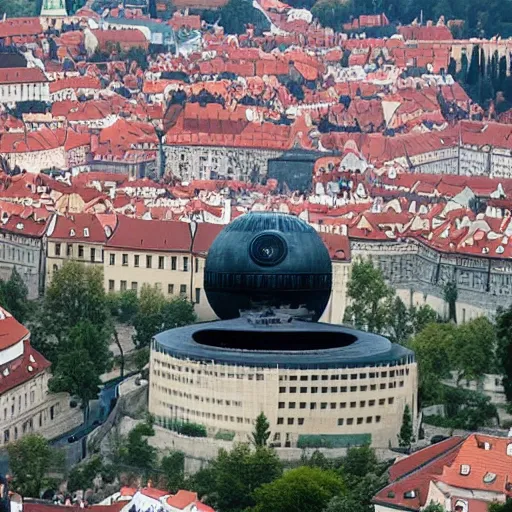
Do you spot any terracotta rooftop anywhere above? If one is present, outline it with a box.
[0,67,48,85]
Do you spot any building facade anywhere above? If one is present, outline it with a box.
[0,307,81,447]
[0,68,49,106]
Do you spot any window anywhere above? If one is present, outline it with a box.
[300,387,307,393]
[380,383,386,390]
[300,402,306,409]
[66,244,72,256]
[171,256,177,270]
[360,385,367,392]
[460,464,471,476]
[120,281,127,291]
[322,387,328,393]
[287,418,294,425]
[310,403,317,409]
[168,284,174,295]
[340,386,347,392]
[183,257,189,271]
[78,245,84,258]
[330,402,336,409]
[50,406,55,420]
[376,416,381,423]
[288,402,296,409]
[159,256,165,269]
[53,264,58,273]
[277,417,283,425]
[321,402,327,409]
[360,400,366,407]
[4,430,9,443]
[55,243,61,256]
[109,253,115,265]
[195,258,199,273]
[322,375,328,381]
[90,248,96,262]
[195,288,201,304]
[379,398,385,405]
[131,282,138,292]
[388,397,394,405]
[180,284,187,296]
[366,416,372,423]
[337,418,344,426]
[311,387,318,393]
[357,417,363,425]
[289,387,296,393]
[279,402,285,409]
[350,386,357,392]
[298,418,304,425]
[108,280,115,291]
[350,374,357,380]
[134,255,140,267]
[331,387,338,393]
[279,387,286,393]
[347,418,353,425]
[312,375,318,381]
[146,255,152,268]
[122,254,128,266]
[369,400,375,406]
[300,376,308,381]
[350,402,356,408]
[340,402,346,408]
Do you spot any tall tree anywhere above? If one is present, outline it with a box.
[410,304,438,335]
[447,57,457,77]
[311,0,351,30]
[0,268,29,323]
[252,413,271,448]
[343,259,394,334]
[489,500,512,512]
[386,297,413,345]
[453,316,496,383]
[443,280,458,323]
[398,404,414,449]
[7,434,63,498]
[409,323,457,405]
[466,45,480,85]
[252,466,345,512]
[496,305,512,402]
[160,451,185,493]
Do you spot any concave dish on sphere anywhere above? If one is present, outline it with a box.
[204,212,332,321]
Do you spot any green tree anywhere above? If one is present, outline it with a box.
[422,503,447,512]
[410,304,438,335]
[67,456,104,492]
[160,451,185,493]
[467,45,481,85]
[496,305,512,402]
[218,0,268,34]
[7,434,63,498]
[337,444,378,481]
[192,444,282,512]
[124,47,148,71]
[489,499,512,512]
[44,261,109,340]
[117,421,157,473]
[133,285,196,348]
[443,280,458,323]
[458,53,469,83]
[252,466,345,512]
[311,0,351,30]
[409,323,457,405]
[252,413,271,448]
[386,297,413,345]
[398,404,414,449]
[453,316,496,383]
[499,56,508,90]
[0,268,29,323]
[448,57,457,77]
[343,259,394,334]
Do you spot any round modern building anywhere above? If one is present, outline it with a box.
[149,213,417,450]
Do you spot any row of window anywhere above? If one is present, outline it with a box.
[279,369,407,381]
[156,389,243,406]
[279,382,404,393]
[279,398,394,409]
[0,244,36,264]
[153,366,265,380]
[1,406,57,445]
[277,416,381,426]
[158,402,253,424]
[55,243,100,262]
[109,253,199,272]
[108,281,201,302]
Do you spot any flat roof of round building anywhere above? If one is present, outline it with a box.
[153,318,414,369]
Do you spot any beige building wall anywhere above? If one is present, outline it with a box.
[0,368,82,446]
[46,239,105,283]
[149,347,418,449]
[320,260,350,325]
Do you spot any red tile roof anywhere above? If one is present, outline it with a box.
[319,232,351,261]
[48,213,108,243]
[49,76,102,93]
[106,217,192,252]
[0,306,29,351]
[192,223,224,255]
[167,490,198,510]
[0,67,48,85]
[0,340,50,395]
[0,18,43,38]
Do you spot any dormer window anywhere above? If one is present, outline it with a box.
[70,229,76,237]
[403,491,416,499]
[84,228,90,237]
[483,472,497,484]
[507,444,512,456]
[460,464,471,476]
[3,368,9,377]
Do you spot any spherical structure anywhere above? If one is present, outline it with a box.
[204,212,332,321]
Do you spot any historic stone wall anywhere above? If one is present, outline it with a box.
[351,239,512,318]
[162,145,283,182]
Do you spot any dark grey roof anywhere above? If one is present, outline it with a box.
[153,318,415,370]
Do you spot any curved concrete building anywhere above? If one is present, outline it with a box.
[149,212,417,449]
